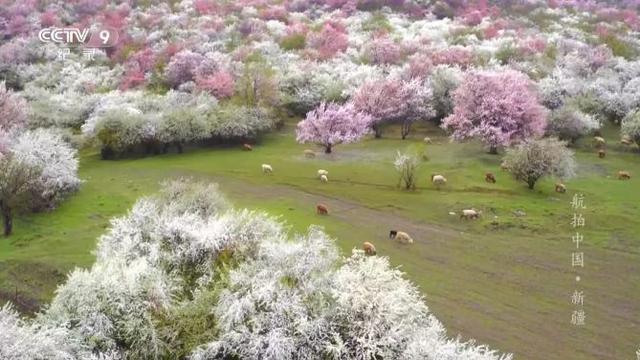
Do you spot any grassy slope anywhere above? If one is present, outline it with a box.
[0,120,638,359]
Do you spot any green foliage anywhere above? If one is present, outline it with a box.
[599,35,638,60]
[494,43,522,65]
[362,12,393,33]
[279,33,306,51]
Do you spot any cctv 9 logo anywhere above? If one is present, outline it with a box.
[38,27,119,48]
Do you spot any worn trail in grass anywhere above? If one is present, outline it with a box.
[1,122,639,359]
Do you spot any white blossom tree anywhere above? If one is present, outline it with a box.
[502,138,576,190]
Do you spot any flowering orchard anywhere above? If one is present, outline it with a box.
[1,0,640,357]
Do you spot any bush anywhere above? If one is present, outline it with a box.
[621,109,640,147]
[280,33,306,50]
[394,150,420,190]
[502,138,576,189]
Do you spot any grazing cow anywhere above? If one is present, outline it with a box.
[598,149,606,158]
[389,230,397,239]
[500,161,509,171]
[485,172,496,183]
[316,203,329,215]
[261,164,273,174]
[317,169,329,177]
[621,137,633,146]
[593,136,606,148]
[394,231,414,244]
[363,242,377,256]
[618,171,631,180]
[460,209,480,220]
[423,137,432,144]
[320,174,328,183]
[243,143,253,151]
[555,183,566,193]
[304,149,316,158]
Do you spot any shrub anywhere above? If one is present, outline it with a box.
[502,138,576,190]
[394,150,420,190]
[621,109,640,147]
[280,33,306,50]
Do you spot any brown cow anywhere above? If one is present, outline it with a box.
[363,242,377,256]
[598,149,606,158]
[242,143,253,151]
[555,183,566,193]
[618,171,631,180]
[316,203,329,215]
[485,172,496,183]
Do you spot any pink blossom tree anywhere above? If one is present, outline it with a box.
[352,79,433,139]
[196,70,235,99]
[0,82,27,134]
[364,35,402,65]
[441,70,547,154]
[306,22,348,60]
[165,50,204,88]
[296,102,372,153]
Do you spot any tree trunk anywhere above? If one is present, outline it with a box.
[176,142,183,154]
[488,145,498,154]
[2,206,12,237]
[401,121,411,140]
[325,144,332,154]
[372,124,382,138]
[527,179,536,190]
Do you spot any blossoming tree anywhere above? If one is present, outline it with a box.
[296,102,372,153]
[442,70,547,154]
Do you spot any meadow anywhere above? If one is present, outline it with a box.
[1,119,638,360]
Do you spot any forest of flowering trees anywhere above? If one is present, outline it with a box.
[2,0,640,357]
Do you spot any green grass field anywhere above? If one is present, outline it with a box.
[1,120,638,359]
